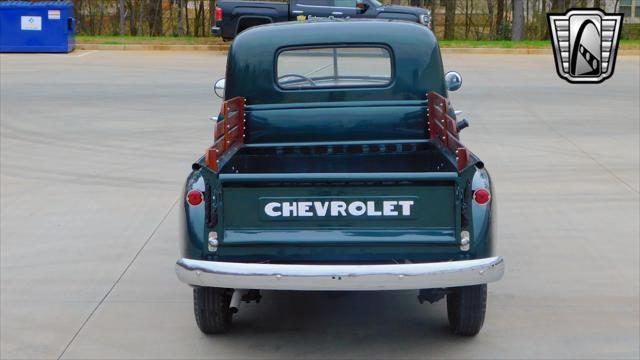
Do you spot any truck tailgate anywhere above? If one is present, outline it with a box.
[221,182,458,245]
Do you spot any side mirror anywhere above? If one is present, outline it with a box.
[444,71,462,92]
[213,78,225,99]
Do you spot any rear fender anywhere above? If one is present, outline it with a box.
[180,169,207,259]
[470,167,494,258]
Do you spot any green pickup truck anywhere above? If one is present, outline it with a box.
[176,19,504,336]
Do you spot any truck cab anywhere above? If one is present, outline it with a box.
[177,19,504,336]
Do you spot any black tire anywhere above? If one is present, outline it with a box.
[193,287,233,334]
[446,284,487,336]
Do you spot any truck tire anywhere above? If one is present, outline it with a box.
[193,287,233,334]
[446,284,487,336]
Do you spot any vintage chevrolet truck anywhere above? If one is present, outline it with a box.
[176,19,504,336]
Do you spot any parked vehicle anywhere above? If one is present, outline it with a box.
[212,0,431,41]
[176,19,504,336]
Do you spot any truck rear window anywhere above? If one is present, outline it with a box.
[277,46,393,90]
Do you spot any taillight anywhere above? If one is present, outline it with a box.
[473,189,491,205]
[215,6,223,21]
[186,190,204,206]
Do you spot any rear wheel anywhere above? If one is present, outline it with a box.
[446,284,487,336]
[193,287,233,334]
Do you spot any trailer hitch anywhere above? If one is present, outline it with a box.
[417,288,447,304]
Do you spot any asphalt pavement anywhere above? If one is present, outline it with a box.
[1,50,639,359]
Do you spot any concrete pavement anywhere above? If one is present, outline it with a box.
[1,50,638,359]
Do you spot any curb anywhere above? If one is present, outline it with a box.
[442,47,551,55]
[76,43,640,55]
[76,43,229,51]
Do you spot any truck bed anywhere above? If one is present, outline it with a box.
[196,95,475,251]
[220,141,457,175]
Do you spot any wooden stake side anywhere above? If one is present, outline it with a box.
[205,96,246,171]
[427,92,470,172]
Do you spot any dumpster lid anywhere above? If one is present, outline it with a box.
[0,1,73,8]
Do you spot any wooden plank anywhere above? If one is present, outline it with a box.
[206,96,246,171]
[427,92,471,172]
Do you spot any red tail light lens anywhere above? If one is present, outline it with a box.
[473,189,491,205]
[215,6,223,21]
[187,190,204,206]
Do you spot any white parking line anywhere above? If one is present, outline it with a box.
[75,50,97,58]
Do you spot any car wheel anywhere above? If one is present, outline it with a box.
[446,284,487,336]
[193,287,233,334]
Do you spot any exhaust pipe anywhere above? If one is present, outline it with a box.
[229,289,243,313]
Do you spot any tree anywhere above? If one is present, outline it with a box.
[495,0,504,39]
[551,0,566,11]
[125,0,137,35]
[185,0,191,36]
[464,0,471,38]
[195,0,205,37]
[199,1,206,37]
[512,0,525,40]
[137,0,144,36]
[487,0,495,39]
[147,0,163,36]
[444,0,457,40]
[119,0,126,35]
[177,0,185,36]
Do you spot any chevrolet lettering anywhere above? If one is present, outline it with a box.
[263,199,415,218]
[176,19,504,337]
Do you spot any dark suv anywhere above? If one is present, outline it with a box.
[213,0,431,41]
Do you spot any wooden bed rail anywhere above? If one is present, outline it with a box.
[205,96,246,171]
[427,92,470,172]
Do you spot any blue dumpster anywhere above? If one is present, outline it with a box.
[0,1,75,53]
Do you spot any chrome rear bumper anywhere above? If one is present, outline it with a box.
[175,256,504,291]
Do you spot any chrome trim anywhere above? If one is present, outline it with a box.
[175,256,504,291]
[213,78,225,99]
[444,71,462,92]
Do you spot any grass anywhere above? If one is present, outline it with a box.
[76,35,225,45]
[440,40,550,48]
[440,39,639,48]
[76,35,640,49]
